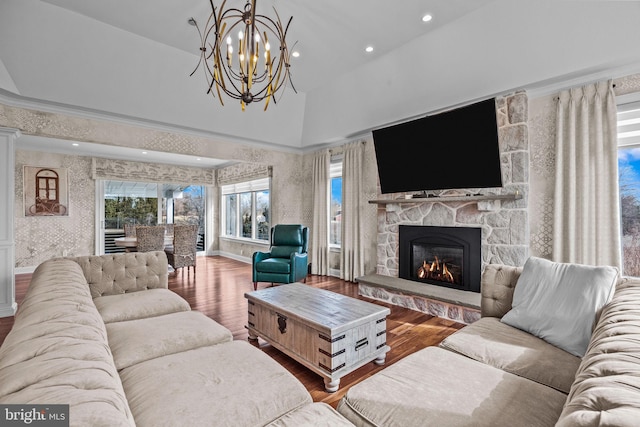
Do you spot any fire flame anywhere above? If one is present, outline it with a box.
[416,256,455,283]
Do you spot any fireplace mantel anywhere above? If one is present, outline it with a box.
[368,192,521,205]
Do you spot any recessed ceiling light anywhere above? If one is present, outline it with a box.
[422,14,433,23]
[196,158,202,161]
[142,151,148,155]
[292,51,300,58]
[72,143,79,147]
[365,46,374,53]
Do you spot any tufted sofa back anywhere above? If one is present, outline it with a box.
[480,264,523,318]
[69,251,169,298]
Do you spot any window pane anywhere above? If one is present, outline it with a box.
[104,181,158,230]
[172,185,205,250]
[225,194,237,236]
[330,176,342,245]
[240,192,252,238]
[256,190,270,240]
[221,177,271,242]
[619,146,640,276]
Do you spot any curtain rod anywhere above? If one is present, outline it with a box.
[553,83,617,102]
[328,140,366,154]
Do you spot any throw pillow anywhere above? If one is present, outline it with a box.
[501,256,618,357]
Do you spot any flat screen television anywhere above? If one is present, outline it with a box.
[372,98,503,194]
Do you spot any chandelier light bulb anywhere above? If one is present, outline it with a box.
[226,36,232,45]
[238,31,244,40]
[265,42,271,51]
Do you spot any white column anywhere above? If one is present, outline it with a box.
[0,128,20,317]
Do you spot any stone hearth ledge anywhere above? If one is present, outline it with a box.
[356,274,481,325]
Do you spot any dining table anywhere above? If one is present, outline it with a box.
[114,236,173,250]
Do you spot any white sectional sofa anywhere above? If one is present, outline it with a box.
[0,251,354,427]
[6,251,640,427]
[337,258,640,426]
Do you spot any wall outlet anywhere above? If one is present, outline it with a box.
[62,250,68,257]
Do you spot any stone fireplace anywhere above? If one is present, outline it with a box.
[399,225,481,293]
[358,92,530,325]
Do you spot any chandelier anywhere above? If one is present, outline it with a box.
[189,0,296,111]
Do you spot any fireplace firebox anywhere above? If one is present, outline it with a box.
[399,225,481,293]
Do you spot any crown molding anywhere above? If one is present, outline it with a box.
[0,88,308,155]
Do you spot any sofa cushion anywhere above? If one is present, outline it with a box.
[480,264,522,318]
[119,341,312,427]
[501,256,618,357]
[440,317,581,393]
[0,259,135,427]
[556,279,640,426]
[256,257,292,274]
[336,346,567,427]
[94,288,191,323]
[106,311,233,370]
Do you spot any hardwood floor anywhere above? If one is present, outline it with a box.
[0,255,465,409]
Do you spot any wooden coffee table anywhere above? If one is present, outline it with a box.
[245,283,391,392]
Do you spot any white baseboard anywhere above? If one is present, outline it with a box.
[216,251,252,264]
[0,302,17,317]
[329,268,341,278]
[15,266,36,274]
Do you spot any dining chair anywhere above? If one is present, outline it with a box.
[134,225,166,252]
[165,224,198,275]
[124,223,136,237]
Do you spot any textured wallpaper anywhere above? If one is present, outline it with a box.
[14,150,95,267]
[528,95,556,259]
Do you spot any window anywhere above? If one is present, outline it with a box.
[330,160,342,246]
[221,177,270,241]
[103,180,206,253]
[618,99,640,276]
[165,184,206,250]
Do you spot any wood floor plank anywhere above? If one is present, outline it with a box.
[0,255,465,409]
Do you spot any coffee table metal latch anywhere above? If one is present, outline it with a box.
[277,313,287,334]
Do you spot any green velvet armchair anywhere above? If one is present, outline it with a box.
[252,224,309,290]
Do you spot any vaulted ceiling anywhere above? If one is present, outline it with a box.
[1,0,640,154]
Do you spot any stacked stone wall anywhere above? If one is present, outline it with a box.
[376,92,530,277]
